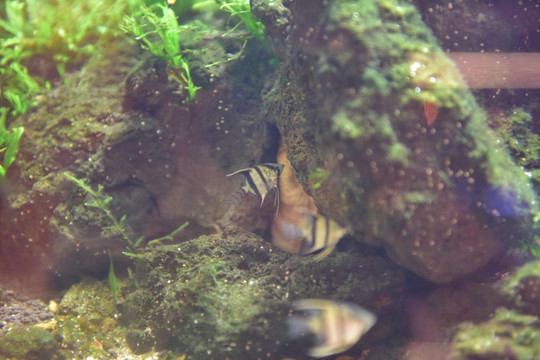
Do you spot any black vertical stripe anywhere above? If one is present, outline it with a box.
[250,168,269,202]
[311,215,318,250]
[253,166,270,190]
[324,216,330,248]
[245,170,262,200]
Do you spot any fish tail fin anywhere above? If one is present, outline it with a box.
[286,315,312,340]
[312,246,336,262]
[308,344,341,359]
[280,221,304,240]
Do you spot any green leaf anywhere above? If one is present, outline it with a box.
[3,125,23,170]
[134,235,144,248]
[148,221,189,245]
[127,266,139,289]
[122,251,146,259]
[107,250,121,302]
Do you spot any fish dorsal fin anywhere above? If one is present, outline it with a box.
[259,162,284,171]
[226,167,252,177]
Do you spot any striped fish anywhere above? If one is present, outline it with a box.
[287,299,376,358]
[298,211,348,261]
[226,163,284,210]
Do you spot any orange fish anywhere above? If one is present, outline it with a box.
[271,143,347,260]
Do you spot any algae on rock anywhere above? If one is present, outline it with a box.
[454,308,540,360]
[121,227,404,359]
[255,0,537,283]
[0,326,58,360]
[0,0,278,283]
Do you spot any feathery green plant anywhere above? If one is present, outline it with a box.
[148,221,190,245]
[121,2,200,101]
[0,0,138,120]
[64,172,143,252]
[215,0,265,42]
[64,172,189,255]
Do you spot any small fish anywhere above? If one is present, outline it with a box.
[227,163,284,210]
[280,210,348,261]
[287,299,377,358]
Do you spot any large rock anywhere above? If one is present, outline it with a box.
[121,227,404,359]
[0,17,277,284]
[254,0,537,283]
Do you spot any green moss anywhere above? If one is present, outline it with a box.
[308,167,331,190]
[58,278,117,320]
[122,229,404,359]
[331,108,366,139]
[54,278,121,359]
[0,327,58,359]
[454,308,540,360]
[491,108,540,169]
[466,108,538,216]
[501,261,540,297]
[386,142,410,165]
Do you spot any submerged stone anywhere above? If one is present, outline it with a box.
[255,0,537,283]
[0,326,58,360]
[121,227,404,359]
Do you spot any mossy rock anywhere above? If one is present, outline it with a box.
[453,308,540,360]
[501,260,540,315]
[255,0,537,283]
[121,227,404,359]
[0,327,58,360]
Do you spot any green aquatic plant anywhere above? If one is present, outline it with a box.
[145,0,196,16]
[64,172,189,256]
[0,107,24,177]
[0,0,47,118]
[121,2,200,101]
[64,172,143,252]
[148,221,190,245]
[0,62,43,116]
[107,250,121,302]
[215,0,265,42]
[0,0,138,120]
